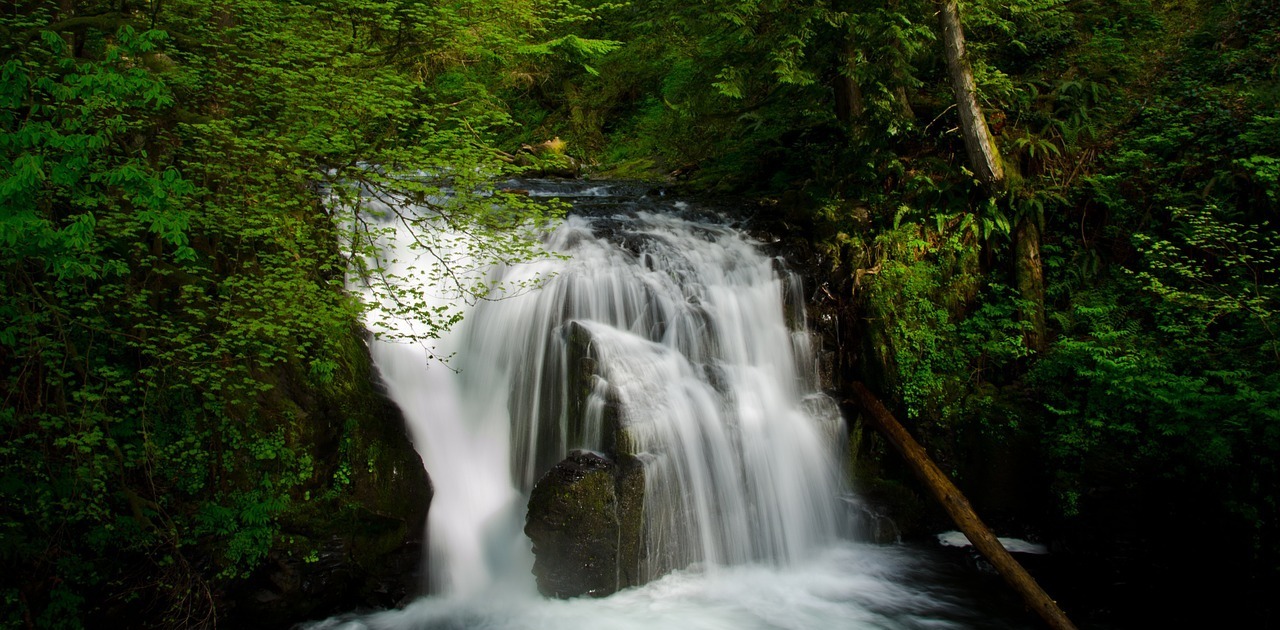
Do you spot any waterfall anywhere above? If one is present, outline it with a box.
[356,182,844,594]
[323,181,1028,630]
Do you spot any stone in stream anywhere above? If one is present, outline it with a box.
[526,320,649,598]
[525,450,645,598]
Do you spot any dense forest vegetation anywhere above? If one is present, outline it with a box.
[3,0,1277,627]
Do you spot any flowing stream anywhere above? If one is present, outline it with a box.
[323,181,1030,629]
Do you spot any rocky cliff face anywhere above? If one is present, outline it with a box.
[224,329,432,626]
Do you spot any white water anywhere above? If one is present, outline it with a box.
[336,182,1025,629]
[310,541,1014,630]
[937,532,1048,555]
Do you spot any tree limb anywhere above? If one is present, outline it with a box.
[850,382,1078,630]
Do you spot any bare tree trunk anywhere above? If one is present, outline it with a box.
[58,0,77,54]
[937,1,1048,348]
[1014,216,1047,352]
[833,0,865,125]
[834,39,865,124]
[936,0,1004,189]
[894,82,915,120]
[851,383,1079,630]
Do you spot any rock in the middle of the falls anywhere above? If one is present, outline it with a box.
[524,450,645,598]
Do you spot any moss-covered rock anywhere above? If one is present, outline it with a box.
[525,450,644,598]
[527,313,649,597]
[222,328,431,626]
[613,454,646,588]
[525,451,618,598]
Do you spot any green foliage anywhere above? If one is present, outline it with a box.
[813,3,1279,599]
[505,0,852,186]
[519,35,622,76]
[2,0,1278,623]
[1,0,568,625]
[1024,0,1280,586]
[863,220,1033,429]
[1133,206,1279,331]
[1031,267,1279,525]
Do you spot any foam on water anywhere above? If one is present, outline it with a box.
[936,531,1049,555]
[308,541,1015,630]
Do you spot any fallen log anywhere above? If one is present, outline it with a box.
[850,382,1078,630]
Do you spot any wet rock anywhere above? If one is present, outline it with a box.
[564,321,599,448]
[613,455,646,588]
[530,321,646,598]
[841,495,902,544]
[525,451,644,598]
[222,329,431,627]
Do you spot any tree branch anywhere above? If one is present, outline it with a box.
[851,382,1078,630]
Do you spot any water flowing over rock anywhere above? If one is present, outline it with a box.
[353,181,847,597]
[318,181,1045,630]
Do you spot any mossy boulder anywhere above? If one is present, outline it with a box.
[613,454,646,588]
[526,320,648,598]
[525,451,645,598]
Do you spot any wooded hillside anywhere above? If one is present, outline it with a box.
[3,0,1277,626]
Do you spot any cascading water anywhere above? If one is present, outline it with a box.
[319,181,1031,629]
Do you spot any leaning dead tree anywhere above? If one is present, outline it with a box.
[935,0,1047,351]
[851,382,1078,630]
[936,0,1004,188]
